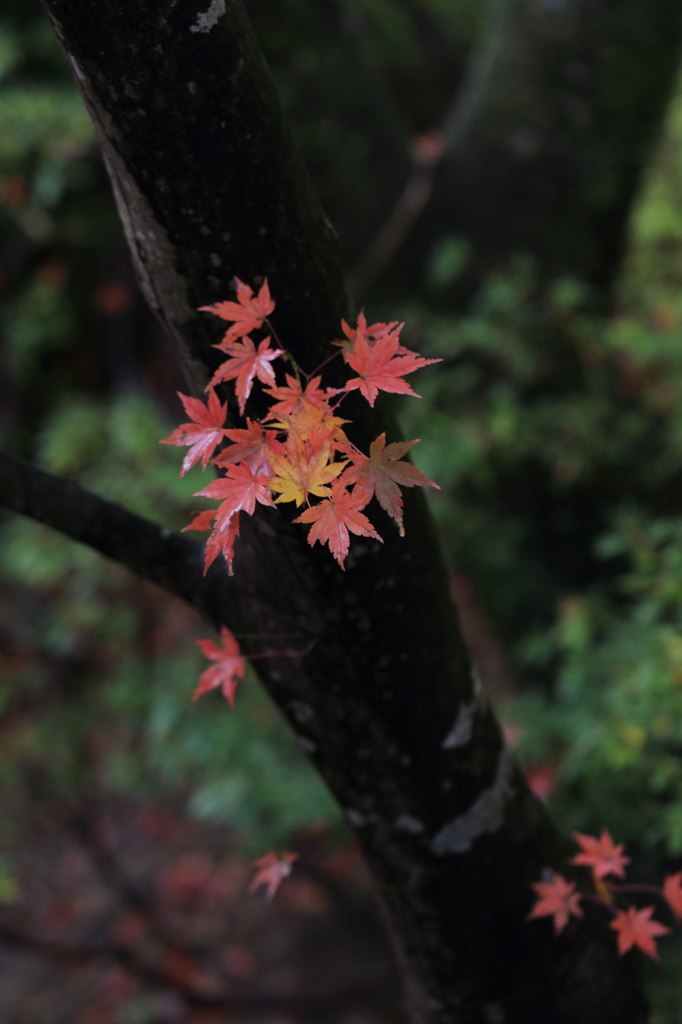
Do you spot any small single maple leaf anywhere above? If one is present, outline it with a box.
[194,625,245,707]
[527,873,583,935]
[199,277,275,344]
[339,433,439,536]
[195,461,275,526]
[209,335,284,415]
[264,374,329,419]
[570,830,630,880]
[248,851,298,902]
[159,390,228,475]
[214,419,286,475]
[609,905,670,962]
[343,329,441,407]
[294,480,382,568]
[663,872,682,920]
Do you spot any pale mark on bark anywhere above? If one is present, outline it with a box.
[346,808,375,828]
[394,814,425,835]
[190,0,226,34]
[290,701,314,723]
[431,747,515,854]
[442,698,476,749]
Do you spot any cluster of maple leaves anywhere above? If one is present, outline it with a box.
[160,277,440,708]
[529,829,682,961]
[161,277,439,575]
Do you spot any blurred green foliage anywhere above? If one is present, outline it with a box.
[0,393,338,848]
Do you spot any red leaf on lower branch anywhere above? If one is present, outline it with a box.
[610,905,670,962]
[194,626,245,707]
[527,873,583,935]
[249,851,298,902]
[570,829,630,880]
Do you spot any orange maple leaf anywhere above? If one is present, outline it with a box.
[248,851,298,902]
[339,433,439,536]
[663,872,682,921]
[343,328,441,407]
[609,905,670,962]
[264,374,329,418]
[194,625,245,707]
[527,873,583,935]
[199,277,275,344]
[209,335,283,415]
[159,390,228,475]
[294,480,382,568]
[570,830,630,880]
[214,419,286,475]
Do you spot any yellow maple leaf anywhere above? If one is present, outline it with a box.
[269,441,346,506]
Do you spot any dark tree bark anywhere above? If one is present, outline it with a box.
[245,0,412,266]
[393,0,682,299]
[0,1,650,1020]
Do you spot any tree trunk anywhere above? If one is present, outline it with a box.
[5,1,647,1019]
[245,0,412,267]
[397,0,682,298]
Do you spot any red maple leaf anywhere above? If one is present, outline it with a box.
[194,625,245,707]
[214,419,286,475]
[209,335,283,415]
[199,277,275,344]
[182,509,216,533]
[159,390,228,475]
[570,830,630,880]
[336,311,401,354]
[203,512,241,575]
[248,851,298,902]
[663,872,682,921]
[343,329,441,407]
[181,508,241,574]
[609,905,670,962]
[294,480,382,568]
[195,461,275,526]
[527,873,583,935]
[263,374,329,418]
[339,433,439,536]
[193,463,274,574]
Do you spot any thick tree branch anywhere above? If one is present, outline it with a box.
[0,449,215,615]
[28,2,647,1021]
